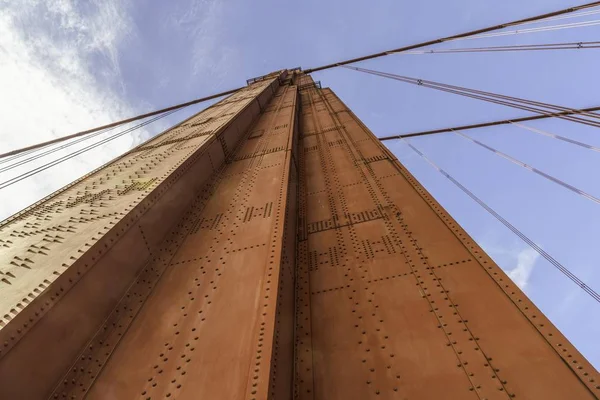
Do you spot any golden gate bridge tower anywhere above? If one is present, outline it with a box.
[1,3,600,399]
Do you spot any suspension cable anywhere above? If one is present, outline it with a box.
[304,1,600,73]
[401,40,600,55]
[347,66,600,121]
[0,146,49,166]
[450,18,600,42]
[452,129,600,204]
[400,138,600,302]
[521,7,600,24]
[343,66,600,130]
[378,105,600,140]
[6,2,600,161]
[0,126,118,173]
[0,87,241,160]
[510,122,600,152]
[0,108,181,190]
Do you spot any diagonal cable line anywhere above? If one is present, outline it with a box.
[304,1,600,72]
[510,122,600,153]
[452,129,600,205]
[401,40,600,55]
[0,88,240,160]
[348,66,600,121]
[414,75,600,121]
[451,18,600,41]
[2,1,597,162]
[378,105,600,141]
[0,146,48,166]
[400,138,600,303]
[0,108,182,190]
[0,126,117,173]
[522,7,600,24]
[343,66,600,130]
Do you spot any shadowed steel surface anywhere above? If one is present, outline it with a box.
[293,74,599,399]
[0,70,598,399]
[0,74,288,399]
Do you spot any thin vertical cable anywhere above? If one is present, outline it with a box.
[453,129,600,205]
[510,122,600,152]
[400,138,600,302]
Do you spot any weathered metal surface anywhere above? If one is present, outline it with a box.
[0,70,598,400]
[293,73,600,399]
[80,83,298,400]
[0,75,283,399]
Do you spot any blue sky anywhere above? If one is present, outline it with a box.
[1,0,599,368]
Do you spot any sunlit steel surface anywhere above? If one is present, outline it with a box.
[0,71,598,399]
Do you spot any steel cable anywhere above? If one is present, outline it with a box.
[452,18,600,41]
[2,1,597,162]
[305,1,600,72]
[0,87,240,160]
[0,126,117,173]
[400,138,600,302]
[510,122,600,153]
[0,108,181,190]
[349,67,600,121]
[343,66,600,129]
[0,146,48,166]
[378,105,600,141]
[411,75,600,121]
[401,41,600,55]
[522,7,600,24]
[452,129,600,205]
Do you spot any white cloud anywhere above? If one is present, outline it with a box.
[164,0,239,87]
[0,0,144,220]
[479,234,540,290]
[507,247,540,289]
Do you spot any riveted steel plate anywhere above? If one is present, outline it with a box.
[0,71,598,400]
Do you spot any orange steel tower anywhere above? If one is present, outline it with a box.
[0,70,598,399]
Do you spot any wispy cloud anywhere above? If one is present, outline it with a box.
[0,0,143,219]
[164,0,239,88]
[480,236,540,290]
[507,247,540,289]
